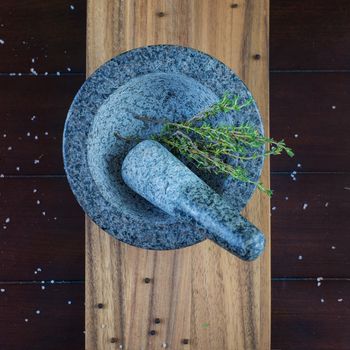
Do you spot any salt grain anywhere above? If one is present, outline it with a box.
[42,211,46,216]
[70,4,75,10]
[36,310,40,314]
[0,288,5,293]
[298,255,303,260]
[34,159,40,165]
[162,343,167,348]
[317,282,321,287]
[24,318,29,322]
[3,134,6,138]
[332,105,336,110]
[297,163,302,168]
[44,131,48,136]
[285,196,289,200]
[0,39,5,45]
[31,115,36,121]
[67,300,72,305]
[294,134,299,138]
[67,67,71,72]
[30,68,38,76]
[36,200,40,205]
[325,202,329,207]
[41,286,45,290]
[0,174,4,178]
[33,189,37,193]
[338,298,343,302]
[331,245,336,250]
[34,135,38,140]
[5,217,10,223]
[272,206,276,211]
[27,132,31,136]
[302,203,308,210]
[3,226,7,230]
[16,167,20,171]
[50,280,55,284]
[56,71,61,76]
[321,298,325,303]
[44,72,48,76]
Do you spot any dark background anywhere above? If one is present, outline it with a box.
[0,1,349,349]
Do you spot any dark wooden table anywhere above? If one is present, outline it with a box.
[0,1,349,349]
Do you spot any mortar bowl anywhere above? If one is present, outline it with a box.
[63,45,264,250]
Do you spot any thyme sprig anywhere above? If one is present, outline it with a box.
[116,94,294,196]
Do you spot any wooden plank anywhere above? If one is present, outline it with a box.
[272,280,350,350]
[0,283,84,350]
[270,72,350,172]
[271,0,350,70]
[0,0,86,73]
[0,76,84,175]
[271,173,350,278]
[86,1,270,350]
[0,177,84,281]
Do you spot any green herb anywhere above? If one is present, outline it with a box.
[117,94,294,196]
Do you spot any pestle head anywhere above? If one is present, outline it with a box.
[121,140,205,216]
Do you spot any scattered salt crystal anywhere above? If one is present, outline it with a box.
[41,280,45,284]
[317,277,323,282]
[338,298,343,302]
[35,310,40,314]
[298,255,303,260]
[31,115,36,121]
[325,202,329,207]
[317,282,321,287]
[272,206,276,211]
[30,68,38,76]
[67,300,72,305]
[119,346,123,349]
[34,159,40,165]
[18,73,22,76]
[37,267,42,272]
[101,324,106,328]
[0,288,5,292]
[0,174,4,178]
[3,226,7,230]
[0,39,5,45]
[44,72,48,76]
[53,217,57,220]
[332,105,336,110]
[33,189,37,193]
[5,218,10,224]
[294,134,299,138]
[297,163,302,168]
[9,73,16,76]
[50,280,55,284]
[162,343,167,348]
[292,171,297,175]
[331,245,336,250]
[3,134,6,138]
[27,132,31,136]
[56,71,61,76]
[321,298,325,303]
[285,196,289,200]
[41,286,45,290]
[16,166,20,171]
[67,67,71,72]
[24,318,29,322]
[34,135,38,140]
[34,271,38,274]
[70,4,75,10]
[302,203,308,210]
[44,131,48,136]
[42,211,46,216]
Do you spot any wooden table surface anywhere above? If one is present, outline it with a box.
[1,1,350,349]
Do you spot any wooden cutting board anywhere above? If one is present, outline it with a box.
[86,1,270,349]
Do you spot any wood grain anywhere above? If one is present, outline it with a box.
[0,283,84,350]
[270,72,350,172]
[0,0,86,73]
[86,1,270,349]
[0,76,84,175]
[270,0,350,70]
[272,280,350,350]
[0,177,84,281]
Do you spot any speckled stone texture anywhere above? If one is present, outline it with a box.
[63,45,264,252]
[122,140,265,260]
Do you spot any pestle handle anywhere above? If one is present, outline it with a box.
[122,140,265,261]
[176,185,265,260]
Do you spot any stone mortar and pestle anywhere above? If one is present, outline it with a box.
[63,45,266,261]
